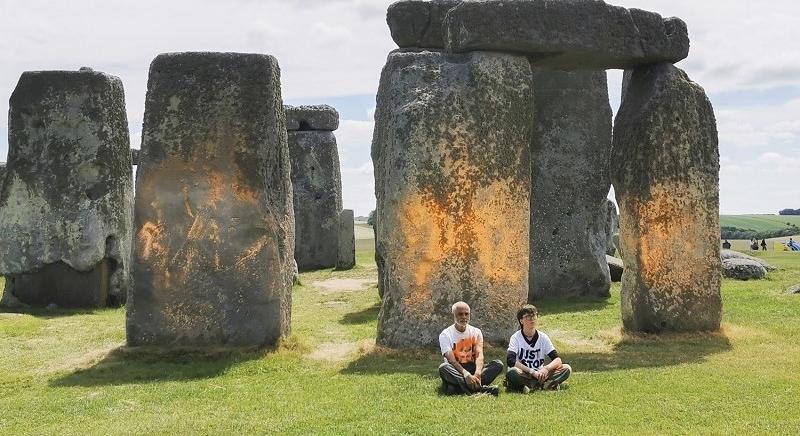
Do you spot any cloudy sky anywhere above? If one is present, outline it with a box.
[1,0,797,217]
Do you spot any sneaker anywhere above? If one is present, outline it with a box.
[479,385,500,397]
[522,385,531,394]
[542,379,561,390]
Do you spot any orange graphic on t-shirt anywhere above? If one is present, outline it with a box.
[453,336,478,364]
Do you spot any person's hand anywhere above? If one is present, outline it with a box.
[536,367,550,383]
[465,374,481,390]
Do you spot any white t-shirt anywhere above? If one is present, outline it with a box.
[507,330,555,370]
[439,324,483,364]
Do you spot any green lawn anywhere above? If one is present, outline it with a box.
[720,214,800,231]
[1,247,799,434]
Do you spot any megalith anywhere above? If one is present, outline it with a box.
[372,49,532,346]
[602,199,619,256]
[530,68,612,300]
[336,209,355,270]
[386,0,460,48]
[443,0,689,69]
[128,52,294,347]
[612,62,721,333]
[0,69,133,308]
[286,105,343,271]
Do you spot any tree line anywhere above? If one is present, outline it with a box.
[779,208,800,215]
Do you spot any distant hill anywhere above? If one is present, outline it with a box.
[720,215,800,232]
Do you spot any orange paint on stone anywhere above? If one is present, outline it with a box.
[634,182,713,298]
[395,180,527,311]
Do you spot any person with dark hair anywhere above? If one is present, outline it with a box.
[761,239,767,251]
[505,305,571,392]
[722,239,731,249]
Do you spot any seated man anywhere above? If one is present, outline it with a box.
[438,301,503,396]
[506,304,571,392]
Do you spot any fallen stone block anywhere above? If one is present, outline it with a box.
[607,255,624,282]
[721,258,766,280]
[720,249,776,271]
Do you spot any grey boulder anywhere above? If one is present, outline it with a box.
[720,249,776,271]
[721,258,767,280]
[336,209,356,270]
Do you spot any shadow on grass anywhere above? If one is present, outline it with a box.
[50,346,267,387]
[0,306,111,319]
[340,347,441,376]
[341,332,732,376]
[339,303,380,325]
[533,298,613,315]
[569,331,732,372]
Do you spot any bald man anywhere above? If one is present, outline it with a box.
[437,301,503,396]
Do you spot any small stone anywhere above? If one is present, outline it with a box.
[606,255,623,282]
[787,284,800,295]
[386,0,460,48]
[721,258,767,280]
[285,105,339,131]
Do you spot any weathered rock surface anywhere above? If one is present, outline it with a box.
[607,255,623,282]
[720,249,776,271]
[0,69,133,308]
[603,199,619,256]
[336,209,355,270]
[0,163,6,196]
[612,62,721,333]
[130,149,140,165]
[787,284,800,295]
[721,258,766,280]
[387,0,460,48]
[128,52,293,347]
[289,130,343,271]
[285,105,339,131]
[372,49,532,346]
[530,68,612,300]
[444,0,689,69]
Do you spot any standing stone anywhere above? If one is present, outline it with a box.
[373,49,532,346]
[530,68,612,300]
[602,199,619,256]
[336,209,355,270]
[0,163,5,196]
[0,69,133,308]
[128,52,293,347]
[612,62,721,333]
[287,114,343,271]
[444,0,689,70]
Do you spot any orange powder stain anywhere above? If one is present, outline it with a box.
[627,181,718,299]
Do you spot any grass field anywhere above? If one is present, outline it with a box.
[1,239,799,433]
[720,214,800,231]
